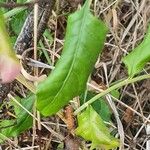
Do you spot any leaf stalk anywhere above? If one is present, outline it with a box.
[74,74,150,115]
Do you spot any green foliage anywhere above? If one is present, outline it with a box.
[0,0,8,13]
[75,106,119,150]
[17,0,27,2]
[0,10,21,83]
[80,90,119,121]
[123,26,150,77]
[43,29,53,45]
[36,0,108,116]
[0,95,34,142]
[0,10,13,54]
[39,30,53,65]
[80,91,111,122]
[10,10,28,36]
[0,0,6,2]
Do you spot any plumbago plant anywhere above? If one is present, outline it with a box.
[1,0,150,149]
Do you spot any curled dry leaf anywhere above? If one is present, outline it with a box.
[21,64,47,82]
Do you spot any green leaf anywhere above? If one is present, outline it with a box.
[10,10,27,35]
[123,26,150,77]
[0,10,21,83]
[43,29,53,45]
[36,0,108,116]
[17,0,26,2]
[80,91,111,122]
[75,106,119,150]
[0,95,34,143]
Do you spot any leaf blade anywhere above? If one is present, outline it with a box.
[36,1,108,116]
[0,95,34,143]
[123,26,150,77]
[75,106,119,149]
[80,91,112,121]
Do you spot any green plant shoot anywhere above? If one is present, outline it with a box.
[0,10,21,83]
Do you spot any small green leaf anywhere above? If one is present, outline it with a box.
[111,89,120,99]
[123,26,150,77]
[36,0,108,116]
[0,95,34,143]
[10,10,27,35]
[80,91,111,121]
[75,106,119,150]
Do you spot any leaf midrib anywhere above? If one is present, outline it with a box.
[45,6,89,109]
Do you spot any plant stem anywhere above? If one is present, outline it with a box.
[74,74,150,115]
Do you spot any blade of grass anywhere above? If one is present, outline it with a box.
[4,0,31,19]
[39,40,52,65]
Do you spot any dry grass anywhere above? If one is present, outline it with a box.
[94,0,150,149]
[1,0,150,149]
